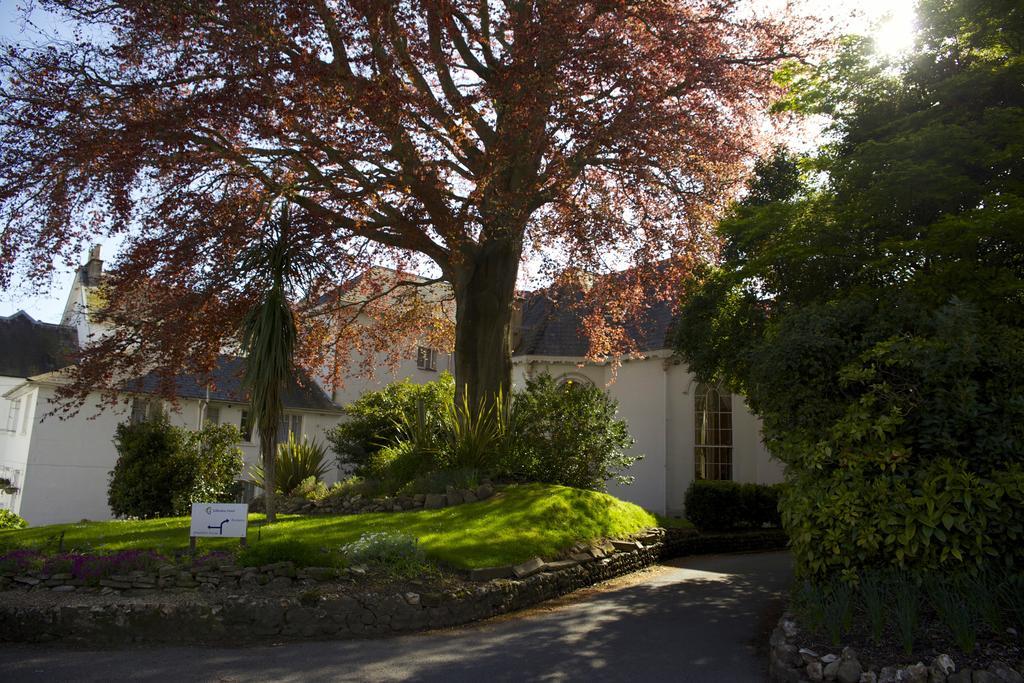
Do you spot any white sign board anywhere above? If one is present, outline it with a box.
[190,503,248,538]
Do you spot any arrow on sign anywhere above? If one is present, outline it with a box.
[207,519,230,535]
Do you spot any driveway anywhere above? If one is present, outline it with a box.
[1,551,792,682]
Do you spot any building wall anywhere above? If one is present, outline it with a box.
[17,386,129,525]
[512,354,784,516]
[0,377,33,515]
[10,386,346,526]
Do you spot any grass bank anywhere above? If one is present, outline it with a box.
[0,484,660,569]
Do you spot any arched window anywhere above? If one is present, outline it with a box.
[694,383,732,480]
[556,373,594,388]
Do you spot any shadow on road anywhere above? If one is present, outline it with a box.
[3,552,792,683]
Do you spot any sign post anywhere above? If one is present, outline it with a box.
[189,503,249,554]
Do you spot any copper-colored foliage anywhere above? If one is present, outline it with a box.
[0,0,811,410]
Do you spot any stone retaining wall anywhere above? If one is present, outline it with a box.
[769,613,1024,683]
[0,528,788,645]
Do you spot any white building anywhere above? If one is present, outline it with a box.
[511,285,783,517]
[1,249,781,525]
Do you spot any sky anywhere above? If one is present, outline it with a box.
[0,0,919,324]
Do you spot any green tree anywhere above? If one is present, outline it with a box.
[675,0,1024,577]
[240,204,307,524]
[108,418,243,518]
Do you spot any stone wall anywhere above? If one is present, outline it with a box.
[0,528,788,645]
[769,613,1024,683]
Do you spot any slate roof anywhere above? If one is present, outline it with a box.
[127,355,341,413]
[0,311,79,378]
[513,285,676,357]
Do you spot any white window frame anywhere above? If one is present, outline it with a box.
[5,398,20,433]
[416,346,438,372]
[694,383,733,481]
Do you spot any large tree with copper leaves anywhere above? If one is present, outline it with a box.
[0,0,803,411]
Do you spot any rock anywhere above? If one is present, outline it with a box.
[806,661,823,681]
[403,592,420,606]
[99,579,132,589]
[781,618,799,639]
[932,655,956,678]
[468,566,514,581]
[905,663,928,683]
[268,576,293,589]
[13,576,40,586]
[800,648,821,664]
[610,540,642,552]
[540,560,578,572]
[302,566,337,582]
[769,627,787,649]
[446,491,464,506]
[570,553,595,563]
[948,671,972,683]
[51,585,76,592]
[424,493,446,509]
[512,557,545,579]
[842,648,859,662]
[879,666,899,683]
[837,658,863,683]
[462,491,478,504]
[974,672,1001,683]
[475,483,494,500]
[989,663,1023,683]
[823,654,840,665]
[861,674,878,683]
[825,658,841,680]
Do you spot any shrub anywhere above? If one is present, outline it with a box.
[341,531,426,575]
[326,373,454,473]
[238,538,338,568]
[683,480,782,532]
[250,434,330,495]
[507,374,638,491]
[0,509,27,529]
[108,417,244,518]
[365,441,435,491]
[782,458,1024,578]
[439,391,512,473]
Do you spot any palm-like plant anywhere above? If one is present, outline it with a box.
[239,203,303,523]
[250,434,331,495]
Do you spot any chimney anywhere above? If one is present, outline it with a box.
[84,244,103,285]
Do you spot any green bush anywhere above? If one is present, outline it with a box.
[783,458,1024,578]
[326,373,454,473]
[238,538,339,568]
[683,480,782,531]
[108,417,243,518]
[251,434,330,495]
[507,374,638,491]
[365,441,435,491]
[0,509,27,529]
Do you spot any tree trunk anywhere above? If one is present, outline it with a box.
[452,239,522,409]
[261,432,277,523]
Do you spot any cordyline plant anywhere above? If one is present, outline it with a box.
[0,0,810,412]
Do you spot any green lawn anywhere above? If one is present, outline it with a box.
[0,484,660,569]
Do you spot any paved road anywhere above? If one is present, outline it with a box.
[2,551,792,683]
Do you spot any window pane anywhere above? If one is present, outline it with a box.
[693,384,732,481]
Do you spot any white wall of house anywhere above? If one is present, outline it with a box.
[0,381,347,526]
[512,353,783,516]
[324,348,454,408]
[0,376,32,515]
